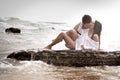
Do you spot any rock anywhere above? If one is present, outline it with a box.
[7,50,120,67]
[5,27,21,33]
[7,50,31,60]
[51,27,55,30]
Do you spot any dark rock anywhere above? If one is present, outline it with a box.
[5,27,21,33]
[51,27,55,30]
[7,50,31,60]
[7,50,120,67]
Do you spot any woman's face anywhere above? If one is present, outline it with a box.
[89,22,94,30]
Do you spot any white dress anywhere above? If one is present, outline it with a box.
[75,24,99,50]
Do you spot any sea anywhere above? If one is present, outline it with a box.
[0,17,120,80]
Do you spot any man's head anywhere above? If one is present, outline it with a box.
[82,14,92,28]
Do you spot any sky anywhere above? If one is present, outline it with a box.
[0,0,120,24]
[0,0,120,50]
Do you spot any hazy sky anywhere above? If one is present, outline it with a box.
[0,0,120,24]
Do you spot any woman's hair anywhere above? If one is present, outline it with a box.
[82,15,92,24]
[93,20,102,48]
[93,20,102,38]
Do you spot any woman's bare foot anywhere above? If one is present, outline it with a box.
[52,39,55,42]
[44,45,52,49]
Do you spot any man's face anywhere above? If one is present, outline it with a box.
[84,23,92,29]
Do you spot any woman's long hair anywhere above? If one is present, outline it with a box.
[93,20,102,48]
[93,20,102,38]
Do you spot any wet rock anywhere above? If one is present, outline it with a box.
[7,50,120,67]
[5,27,21,33]
[51,27,55,30]
[7,50,31,60]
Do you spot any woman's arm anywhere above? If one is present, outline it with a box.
[93,34,100,49]
[93,34,99,42]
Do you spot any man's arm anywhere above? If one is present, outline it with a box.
[73,22,81,31]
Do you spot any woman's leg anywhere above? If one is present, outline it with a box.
[45,29,78,49]
[66,29,78,41]
[65,29,78,49]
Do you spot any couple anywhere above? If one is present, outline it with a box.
[44,14,102,50]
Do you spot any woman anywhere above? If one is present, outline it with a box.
[75,20,102,50]
[44,15,92,50]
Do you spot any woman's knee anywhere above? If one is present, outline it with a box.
[60,32,66,36]
[66,29,72,34]
[59,32,67,39]
[69,30,78,40]
[68,29,74,34]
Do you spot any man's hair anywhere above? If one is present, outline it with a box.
[82,15,92,24]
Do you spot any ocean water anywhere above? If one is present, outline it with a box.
[0,17,120,80]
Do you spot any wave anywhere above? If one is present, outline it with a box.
[0,17,71,54]
[0,17,71,31]
[0,55,55,74]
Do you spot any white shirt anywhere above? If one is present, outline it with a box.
[75,24,99,50]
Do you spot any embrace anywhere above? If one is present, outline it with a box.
[44,14,102,50]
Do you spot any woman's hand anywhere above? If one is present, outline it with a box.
[81,45,85,49]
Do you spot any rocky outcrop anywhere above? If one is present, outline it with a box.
[5,27,21,33]
[7,50,120,67]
